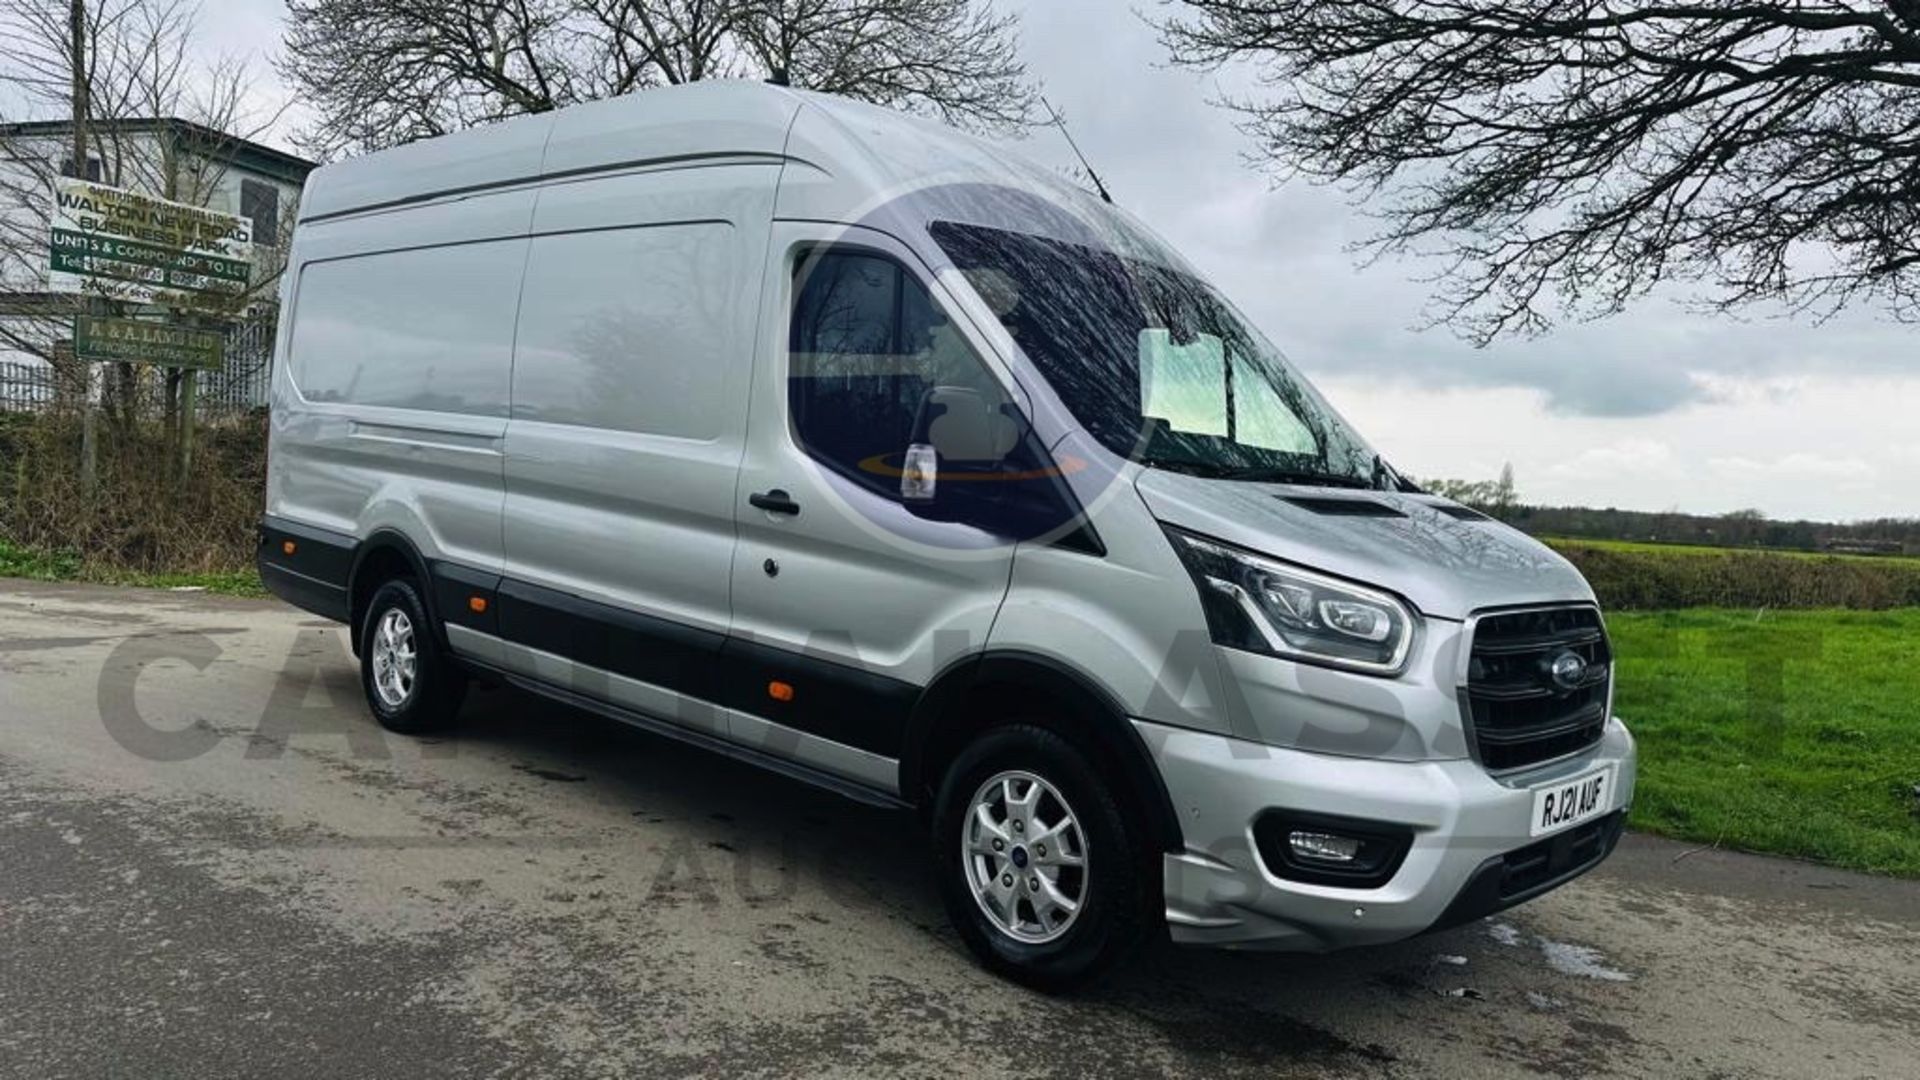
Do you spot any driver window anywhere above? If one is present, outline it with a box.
[789,248,1017,498]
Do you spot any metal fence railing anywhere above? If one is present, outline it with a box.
[0,360,58,413]
[0,316,274,418]
[199,317,275,415]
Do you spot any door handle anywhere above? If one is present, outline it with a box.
[749,489,801,516]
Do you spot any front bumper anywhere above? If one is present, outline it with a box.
[1135,715,1637,950]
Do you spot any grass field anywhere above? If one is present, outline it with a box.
[0,538,265,597]
[1609,608,1920,876]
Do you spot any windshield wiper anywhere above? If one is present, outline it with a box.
[1140,459,1375,488]
[1224,467,1376,489]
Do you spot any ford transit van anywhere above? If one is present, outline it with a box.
[259,81,1636,988]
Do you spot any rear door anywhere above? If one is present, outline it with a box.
[494,164,775,736]
[723,224,1025,787]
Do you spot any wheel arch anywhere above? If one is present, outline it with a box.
[901,650,1184,854]
[345,529,440,657]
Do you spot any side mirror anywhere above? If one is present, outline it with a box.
[900,385,1018,505]
[901,443,938,502]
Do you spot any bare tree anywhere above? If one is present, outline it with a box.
[0,0,291,427]
[582,0,740,88]
[1158,2,1920,342]
[279,0,586,154]
[730,0,1034,129]
[281,0,1038,157]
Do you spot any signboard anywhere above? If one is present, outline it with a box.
[72,315,224,371]
[47,178,253,311]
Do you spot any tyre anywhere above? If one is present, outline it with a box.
[358,578,467,734]
[932,724,1151,990]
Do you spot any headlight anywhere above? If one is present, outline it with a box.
[1166,527,1416,675]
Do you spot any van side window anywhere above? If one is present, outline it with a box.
[289,241,522,416]
[788,249,1014,498]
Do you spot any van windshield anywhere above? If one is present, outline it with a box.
[929,220,1384,488]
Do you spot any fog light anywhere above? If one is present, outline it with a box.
[1255,811,1413,887]
[1288,830,1362,863]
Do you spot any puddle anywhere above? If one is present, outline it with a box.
[1539,939,1633,982]
[1485,921,1635,981]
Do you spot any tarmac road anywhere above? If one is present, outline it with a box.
[1,579,1916,1079]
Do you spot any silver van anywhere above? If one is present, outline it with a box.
[260,81,1637,988]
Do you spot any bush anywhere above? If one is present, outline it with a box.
[1550,541,1920,610]
[0,409,265,577]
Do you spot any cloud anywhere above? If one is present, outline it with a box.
[1707,454,1876,483]
[1004,1,1917,420]
[1546,440,1680,480]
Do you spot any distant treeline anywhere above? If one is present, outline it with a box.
[1502,505,1919,555]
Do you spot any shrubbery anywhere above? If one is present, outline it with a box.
[0,410,265,577]
[1550,541,1920,610]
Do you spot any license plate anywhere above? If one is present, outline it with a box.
[1530,765,1616,837]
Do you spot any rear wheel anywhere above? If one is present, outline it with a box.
[358,579,466,734]
[932,724,1150,990]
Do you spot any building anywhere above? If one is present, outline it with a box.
[0,118,316,413]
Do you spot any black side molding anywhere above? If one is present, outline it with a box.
[492,574,727,706]
[719,634,920,759]
[461,655,912,811]
[258,515,355,623]
[473,568,919,762]
[429,559,503,638]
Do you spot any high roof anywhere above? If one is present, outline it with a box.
[297,80,1111,234]
[299,81,792,222]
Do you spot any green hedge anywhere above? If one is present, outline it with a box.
[1549,541,1920,610]
[0,410,265,577]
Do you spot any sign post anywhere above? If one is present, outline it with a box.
[72,315,224,369]
[48,178,253,308]
[67,0,95,498]
[46,178,252,481]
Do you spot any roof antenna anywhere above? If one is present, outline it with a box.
[1042,97,1113,205]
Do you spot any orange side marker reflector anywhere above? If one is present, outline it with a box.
[469,596,489,614]
[768,680,795,703]
[282,540,297,556]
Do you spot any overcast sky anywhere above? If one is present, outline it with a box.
[196,0,1917,523]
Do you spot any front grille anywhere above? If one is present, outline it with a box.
[1462,605,1611,771]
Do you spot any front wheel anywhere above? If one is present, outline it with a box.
[359,579,466,734]
[932,725,1151,990]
